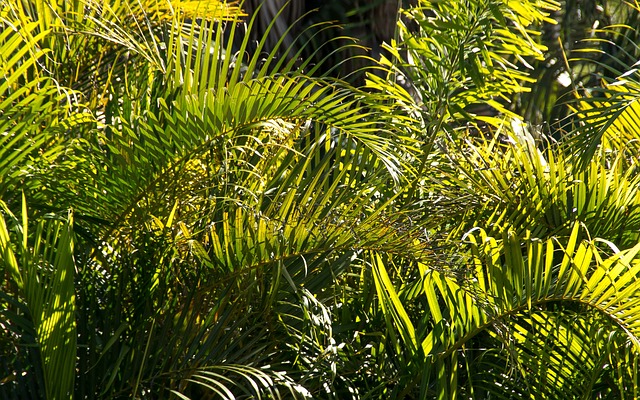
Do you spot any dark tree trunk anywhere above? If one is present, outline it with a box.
[239,0,410,80]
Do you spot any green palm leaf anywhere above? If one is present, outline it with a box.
[0,198,76,400]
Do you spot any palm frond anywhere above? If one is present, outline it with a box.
[372,222,640,397]
[22,2,425,397]
[0,198,76,400]
[0,8,92,207]
[437,125,640,247]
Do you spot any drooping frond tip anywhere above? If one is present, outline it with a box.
[145,0,246,21]
[176,0,245,20]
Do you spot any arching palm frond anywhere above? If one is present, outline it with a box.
[0,199,76,400]
[441,126,640,247]
[375,0,560,199]
[555,9,640,163]
[366,222,640,398]
[2,1,422,398]
[50,0,418,230]
[564,72,640,163]
[0,7,92,209]
[511,0,640,128]
[0,18,90,398]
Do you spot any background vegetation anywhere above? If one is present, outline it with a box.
[2,0,640,398]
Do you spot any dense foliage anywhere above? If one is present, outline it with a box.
[2,0,640,398]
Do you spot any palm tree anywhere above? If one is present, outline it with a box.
[1,0,419,398]
[514,0,640,130]
[361,0,640,397]
[4,0,640,399]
